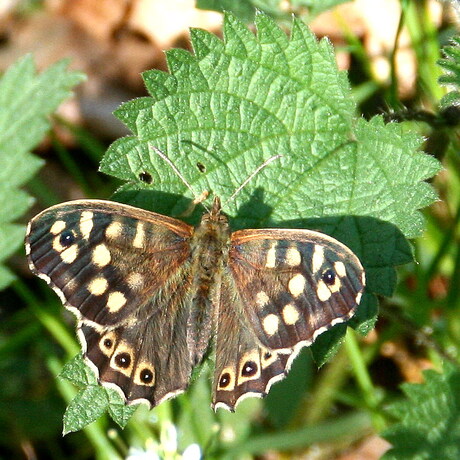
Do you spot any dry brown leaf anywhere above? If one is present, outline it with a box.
[381,340,433,384]
[337,435,391,460]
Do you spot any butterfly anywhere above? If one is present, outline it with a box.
[25,195,365,411]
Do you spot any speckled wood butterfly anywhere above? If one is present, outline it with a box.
[25,195,365,411]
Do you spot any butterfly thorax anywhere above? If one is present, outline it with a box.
[187,197,231,364]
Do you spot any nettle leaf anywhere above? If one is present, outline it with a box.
[438,36,460,108]
[0,55,84,290]
[63,385,109,435]
[102,13,438,237]
[106,389,138,429]
[100,12,439,365]
[61,355,137,433]
[59,354,98,387]
[382,365,460,460]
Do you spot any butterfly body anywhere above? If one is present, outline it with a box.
[188,198,230,366]
[26,197,365,411]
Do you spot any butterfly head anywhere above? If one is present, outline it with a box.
[200,196,225,223]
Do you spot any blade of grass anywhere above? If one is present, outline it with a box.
[224,411,371,457]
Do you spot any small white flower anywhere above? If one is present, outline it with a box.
[126,446,160,460]
[182,443,201,460]
[161,421,178,454]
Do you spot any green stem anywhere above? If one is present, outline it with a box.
[344,330,386,431]
[302,345,350,425]
[388,0,407,108]
[13,279,80,356]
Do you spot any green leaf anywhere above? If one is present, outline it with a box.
[100,12,438,371]
[102,13,438,238]
[382,365,460,460]
[0,55,85,289]
[106,389,138,428]
[438,36,460,108]
[59,354,98,387]
[61,355,137,430]
[292,0,351,17]
[60,12,442,431]
[63,385,109,435]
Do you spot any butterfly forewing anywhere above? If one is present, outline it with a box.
[26,200,193,326]
[229,229,365,352]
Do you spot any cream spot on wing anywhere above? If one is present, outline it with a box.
[329,277,342,293]
[52,235,65,252]
[61,244,78,264]
[288,273,306,298]
[282,303,300,325]
[356,291,363,305]
[286,246,301,266]
[256,291,270,307]
[92,244,111,267]
[127,272,143,289]
[312,245,324,273]
[317,280,332,301]
[263,314,279,336]
[261,348,277,368]
[217,367,236,391]
[106,221,122,239]
[88,277,108,296]
[265,242,277,268]
[50,220,66,235]
[107,291,127,312]
[133,221,145,249]
[334,261,346,278]
[80,211,94,240]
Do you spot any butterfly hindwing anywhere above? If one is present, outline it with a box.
[212,273,291,410]
[79,288,194,406]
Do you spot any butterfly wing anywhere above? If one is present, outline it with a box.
[211,228,365,410]
[212,274,292,410]
[79,290,193,406]
[26,200,196,406]
[229,229,365,352]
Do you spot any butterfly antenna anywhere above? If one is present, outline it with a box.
[223,154,282,207]
[149,145,210,212]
